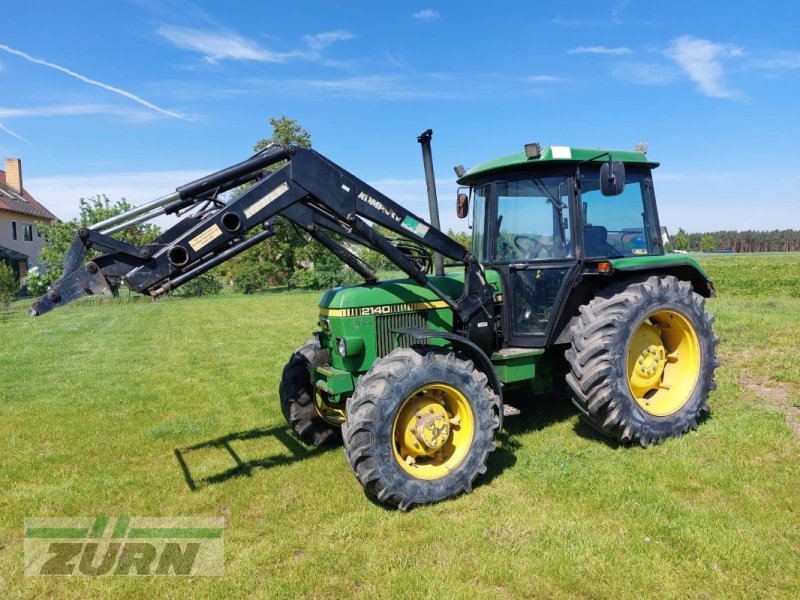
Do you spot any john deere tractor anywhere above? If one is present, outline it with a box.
[32,135,719,510]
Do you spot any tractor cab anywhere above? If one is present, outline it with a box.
[457,145,663,347]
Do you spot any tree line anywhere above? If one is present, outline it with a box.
[671,228,800,253]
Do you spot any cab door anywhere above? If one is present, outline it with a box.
[488,175,579,348]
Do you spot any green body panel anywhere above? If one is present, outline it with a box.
[318,271,503,310]
[312,270,508,404]
[490,348,545,384]
[457,145,659,185]
[312,366,355,396]
[609,254,712,282]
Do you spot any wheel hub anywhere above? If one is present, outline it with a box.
[626,310,701,416]
[414,412,451,450]
[636,343,666,380]
[391,384,475,480]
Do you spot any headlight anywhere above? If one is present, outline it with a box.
[335,336,365,358]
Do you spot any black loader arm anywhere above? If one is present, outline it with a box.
[30,146,496,348]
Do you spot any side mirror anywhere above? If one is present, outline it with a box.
[600,161,626,196]
[456,193,469,219]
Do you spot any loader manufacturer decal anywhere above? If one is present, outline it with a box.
[244,182,290,218]
[400,215,429,238]
[319,299,450,318]
[189,224,223,252]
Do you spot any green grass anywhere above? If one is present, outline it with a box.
[2,254,800,598]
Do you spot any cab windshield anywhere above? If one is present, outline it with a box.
[494,175,571,261]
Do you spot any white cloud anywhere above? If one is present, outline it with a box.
[665,36,746,100]
[282,75,462,100]
[526,75,563,83]
[302,30,353,51]
[413,9,440,20]
[753,52,800,70]
[611,0,629,24]
[157,26,353,65]
[0,104,168,122]
[157,25,295,63]
[0,43,189,121]
[569,46,631,56]
[552,16,590,26]
[384,49,415,72]
[0,121,31,144]
[611,62,677,86]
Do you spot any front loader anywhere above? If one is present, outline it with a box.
[32,134,719,510]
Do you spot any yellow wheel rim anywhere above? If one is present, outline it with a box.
[391,383,475,480]
[314,390,346,426]
[626,309,701,416]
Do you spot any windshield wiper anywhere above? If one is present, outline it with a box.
[531,177,566,211]
[531,177,567,241]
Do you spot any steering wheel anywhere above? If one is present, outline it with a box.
[514,235,548,259]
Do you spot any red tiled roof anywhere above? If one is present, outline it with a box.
[0,169,59,222]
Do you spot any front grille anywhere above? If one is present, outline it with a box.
[376,311,427,357]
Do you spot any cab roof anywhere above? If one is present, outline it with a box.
[456,145,659,185]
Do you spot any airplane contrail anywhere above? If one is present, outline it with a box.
[0,121,31,144]
[0,43,190,121]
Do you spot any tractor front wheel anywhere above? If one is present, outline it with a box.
[566,275,719,447]
[279,338,342,446]
[343,347,501,510]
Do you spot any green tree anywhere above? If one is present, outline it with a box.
[674,227,689,251]
[699,234,717,252]
[447,229,471,251]
[254,115,312,152]
[227,116,313,292]
[0,262,19,307]
[38,195,161,280]
[228,115,360,291]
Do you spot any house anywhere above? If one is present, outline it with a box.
[0,158,58,282]
[660,226,670,247]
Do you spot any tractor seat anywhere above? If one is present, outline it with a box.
[584,225,614,257]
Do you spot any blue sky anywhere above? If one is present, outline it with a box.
[1,0,799,234]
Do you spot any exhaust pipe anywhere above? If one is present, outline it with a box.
[417,129,445,277]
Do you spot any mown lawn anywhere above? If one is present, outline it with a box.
[1,254,799,599]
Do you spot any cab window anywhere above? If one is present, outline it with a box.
[580,172,652,257]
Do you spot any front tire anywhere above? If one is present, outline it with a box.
[565,276,719,447]
[279,338,342,446]
[342,347,501,510]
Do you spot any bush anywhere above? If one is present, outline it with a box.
[174,273,224,297]
[0,263,19,306]
[290,265,361,289]
[22,266,57,296]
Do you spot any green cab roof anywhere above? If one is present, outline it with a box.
[457,145,659,185]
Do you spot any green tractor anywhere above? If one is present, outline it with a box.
[282,144,719,509]
[33,139,719,510]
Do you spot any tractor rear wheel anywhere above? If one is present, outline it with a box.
[342,347,501,510]
[279,338,342,446]
[565,275,719,447]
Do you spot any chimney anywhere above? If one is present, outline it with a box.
[4,158,23,195]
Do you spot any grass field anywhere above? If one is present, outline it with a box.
[1,253,799,598]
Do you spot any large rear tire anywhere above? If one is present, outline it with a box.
[342,347,501,510]
[279,338,342,446]
[565,275,719,447]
